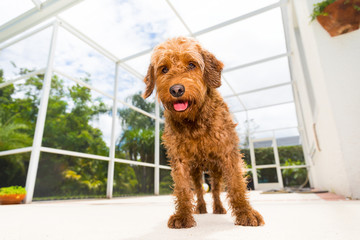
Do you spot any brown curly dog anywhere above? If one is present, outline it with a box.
[143,37,264,228]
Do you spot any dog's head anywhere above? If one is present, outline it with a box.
[143,37,223,119]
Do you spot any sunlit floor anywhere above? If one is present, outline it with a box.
[1,191,359,240]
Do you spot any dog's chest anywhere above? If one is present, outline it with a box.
[167,126,231,161]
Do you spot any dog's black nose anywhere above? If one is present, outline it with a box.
[169,84,185,97]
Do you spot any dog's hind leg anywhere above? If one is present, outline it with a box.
[210,169,227,214]
[190,168,207,214]
[168,162,196,228]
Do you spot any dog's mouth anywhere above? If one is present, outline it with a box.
[173,100,190,112]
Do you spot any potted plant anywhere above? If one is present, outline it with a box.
[0,186,26,204]
[311,0,360,37]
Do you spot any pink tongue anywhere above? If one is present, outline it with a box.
[173,101,188,111]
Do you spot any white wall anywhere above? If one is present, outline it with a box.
[290,0,360,198]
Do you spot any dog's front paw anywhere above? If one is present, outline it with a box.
[168,214,196,229]
[235,209,264,226]
[195,203,207,214]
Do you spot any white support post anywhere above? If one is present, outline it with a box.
[24,22,59,204]
[249,139,258,189]
[107,63,119,198]
[154,100,160,195]
[280,0,314,188]
[272,132,284,188]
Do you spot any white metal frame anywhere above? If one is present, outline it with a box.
[0,0,312,202]
[250,137,283,190]
[25,21,59,203]
[0,0,84,43]
[246,126,309,190]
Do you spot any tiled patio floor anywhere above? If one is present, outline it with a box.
[1,191,359,240]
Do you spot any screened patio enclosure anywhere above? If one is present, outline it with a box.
[0,0,312,203]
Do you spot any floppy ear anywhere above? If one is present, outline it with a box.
[201,49,224,88]
[142,64,155,99]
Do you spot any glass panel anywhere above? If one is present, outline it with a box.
[160,169,173,195]
[54,28,116,97]
[245,170,254,190]
[281,168,309,188]
[118,78,156,114]
[218,77,233,96]
[257,168,278,183]
[224,96,245,113]
[247,103,298,132]
[170,0,279,33]
[34,153,108,200]
[277,135,301,147]
[124,53,152,77]
[197,8,286,69]
[0,27,51,79]
[241,149,252,169]
[0,75,43,151]
[234,113,256,148]
[59,0,189,59]
[116,105,155,163]
[278,145,305,166]
[0,152,30,187]
[223,57,291,94]
[275,128,305,166]
[0,0,34,26]
[240,85,294,110]
[252,131,273,140]
[42,75,111,156]
[275,128,300,140]
[254,142,275,165]
[160,123,170,166]
[113,163,154,196]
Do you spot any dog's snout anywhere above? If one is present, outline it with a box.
[170,84,185,97]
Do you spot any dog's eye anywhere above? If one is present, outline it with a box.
[189,62,196,70]
[162,66,169,74]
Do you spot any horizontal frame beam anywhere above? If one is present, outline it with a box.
[279,165,309,169]
[31,0,42,10]
[238,126,299,137]
[0,147,33,157]
[0,68,46,89]
[40,146,170,169]
[247,165,309,171]
[0,21,54,50]
[0,0,84,43]
[224,82,291,99]
[223,52,290,73]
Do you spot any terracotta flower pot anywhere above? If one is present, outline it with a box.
[317,0,360,37]
[0,194,26,205]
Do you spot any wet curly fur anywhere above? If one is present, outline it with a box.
[143,37,264,228]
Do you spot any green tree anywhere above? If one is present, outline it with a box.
[0,67,138,198]
[117,93,155,193]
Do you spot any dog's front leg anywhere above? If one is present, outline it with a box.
[168,161,196,228]
[223,152,265,226]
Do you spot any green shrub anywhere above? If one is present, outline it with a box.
[241,145,307,187]
[0,186,26,196]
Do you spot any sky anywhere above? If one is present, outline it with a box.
[0,0,300,149]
